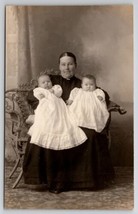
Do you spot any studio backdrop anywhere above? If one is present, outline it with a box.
[6,5,133,166]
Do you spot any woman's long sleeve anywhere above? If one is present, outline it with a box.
[27,90,39,111]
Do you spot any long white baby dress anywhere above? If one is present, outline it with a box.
[28,85,87,150]
[68,88,109,133]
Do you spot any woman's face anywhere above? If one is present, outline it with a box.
[59,56,76,79]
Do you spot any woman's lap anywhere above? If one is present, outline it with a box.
[23,129,115,189]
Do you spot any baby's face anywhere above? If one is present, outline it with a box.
[82,78,96,92]
[38,75,52,89]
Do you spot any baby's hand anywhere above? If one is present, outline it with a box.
[39,94,45,99]
[97,95,104,102]
[66,99,73,105]
[52,85,62,97]
[49,88,54,93]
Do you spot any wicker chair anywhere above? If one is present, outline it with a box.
[5,80,37,188]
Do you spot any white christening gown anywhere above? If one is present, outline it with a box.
[28,85,87,150]
[68,88,109,133]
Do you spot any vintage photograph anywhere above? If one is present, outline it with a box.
[5,5,133,209]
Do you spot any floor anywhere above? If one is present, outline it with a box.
[4,165,134,210]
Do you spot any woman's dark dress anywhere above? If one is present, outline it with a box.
[23,75,115,190]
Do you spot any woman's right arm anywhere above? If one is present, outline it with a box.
[27,90,39,111]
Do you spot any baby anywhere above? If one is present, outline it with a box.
[26,73,61,124]
[67,74,110,133]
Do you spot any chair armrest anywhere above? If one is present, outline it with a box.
[6,110,22,132]
[107,101,127,114]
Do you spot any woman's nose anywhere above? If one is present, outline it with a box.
[65,64,69,69]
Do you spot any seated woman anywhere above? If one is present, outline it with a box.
[23,52,126,193]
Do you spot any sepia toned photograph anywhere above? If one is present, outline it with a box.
[5,5,133,209]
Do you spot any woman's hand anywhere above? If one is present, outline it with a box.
[26,115,35,124]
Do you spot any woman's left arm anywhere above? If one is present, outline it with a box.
[99,88,127,114]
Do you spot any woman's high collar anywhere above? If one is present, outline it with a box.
[61,75,74,81]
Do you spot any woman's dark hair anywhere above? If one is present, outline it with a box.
[59,52,77,65]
